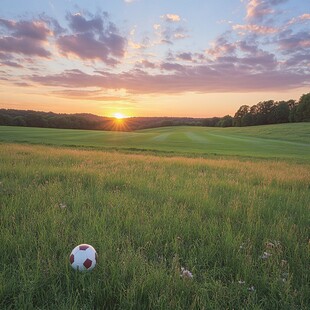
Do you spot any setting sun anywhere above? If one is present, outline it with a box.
[113,113,126,119]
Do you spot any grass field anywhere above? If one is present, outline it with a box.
[0,123,310,160]
[0,124,310,309]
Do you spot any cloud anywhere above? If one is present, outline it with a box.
[246,0,288,22]
[161,14,181,23]
[56,12,126,64]
[207,37,236,57]
[52,89,135,102]
[0,18,52,57]
[160,62,185,71]
[233,24,278,34]
[67,12,104,33]
[0,60,23,68]
[161,25,188,44]
[177,52,193,61]
[0,18,52,40]
[288,13,310,25]
[30,56,309,94]
[0,36,51,57]
[154,14,188,45]
[277,31,310,52]
[138,60,157,69]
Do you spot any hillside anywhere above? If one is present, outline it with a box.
[1,123,309,160]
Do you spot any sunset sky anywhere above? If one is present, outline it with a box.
[0,0,309,118]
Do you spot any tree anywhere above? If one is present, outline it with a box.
[217,115,233,127]
[274,101,290,124]
[233,105,250,126]
[256,100,276,124]
[295,93,310,122]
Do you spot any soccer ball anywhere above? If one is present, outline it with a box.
[69,244,98,271]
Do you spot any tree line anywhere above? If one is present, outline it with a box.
[232,92,310,127]
[0,93,309,131]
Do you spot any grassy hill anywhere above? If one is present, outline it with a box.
[0,123,309,160]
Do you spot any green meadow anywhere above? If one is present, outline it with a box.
[0,123,309,160]
[0,124,309,309]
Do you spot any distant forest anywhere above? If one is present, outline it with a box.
[0,93,309,131]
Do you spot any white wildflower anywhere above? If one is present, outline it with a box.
[59,203,67,209]
[247,286,255,292]
[238,280,245,284]
[261,252,272,259]
[180,267,193,279]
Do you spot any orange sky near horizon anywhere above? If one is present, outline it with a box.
[0,83,308,118]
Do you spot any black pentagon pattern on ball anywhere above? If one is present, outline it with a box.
[70,254,74,264]
[83,258,92,269]
[79,244,89,250]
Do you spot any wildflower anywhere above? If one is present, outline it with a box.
[261,252,272,259]
[247,286,255,292]
[238,280,245,284]
[180,267,193,279]
[59,203,67,209]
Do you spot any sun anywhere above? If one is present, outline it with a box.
[113,112,126,119]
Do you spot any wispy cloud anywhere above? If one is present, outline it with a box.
[233,24,278,34]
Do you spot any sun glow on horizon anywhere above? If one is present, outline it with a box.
[113,112,127,119]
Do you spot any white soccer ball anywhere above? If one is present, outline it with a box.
[69,244,98,272]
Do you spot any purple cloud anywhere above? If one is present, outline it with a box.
[177,52,192,61]
[0,36,51,57]
[160,62,185,71]
[57,33,117,65]
[138,60,157,69]
[0,18,51,40]
[0,60,23,68]
[277,31,310,52]
[0,18,51,58]
[57,12,126,64]
[67,13,104,33]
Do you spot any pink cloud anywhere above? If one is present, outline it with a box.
[30,60,309,94]
[161,14,181,23]
[246,0,287,21]
[233,24,278,34]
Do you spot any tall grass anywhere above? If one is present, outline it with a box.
[0,143,309,309]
